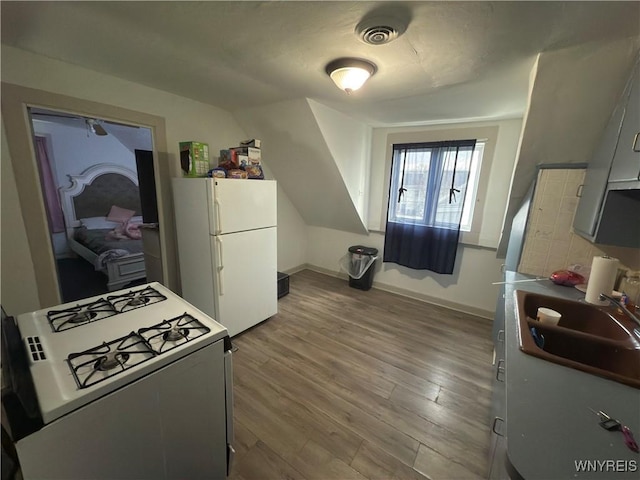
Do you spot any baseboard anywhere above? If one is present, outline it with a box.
[301,264,494,320]
[280,264,313,276]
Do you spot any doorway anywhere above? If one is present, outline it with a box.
[29,107,158,302]
[2,83,174,311]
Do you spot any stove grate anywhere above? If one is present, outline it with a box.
[47,298,117,332]
[107,286,167,313]
[47,286,168,333]
[138,313,211,354]
[67,332,157,389]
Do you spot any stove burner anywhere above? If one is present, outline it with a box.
[67,332,156,389]
[47,298,117,332]
[127,297,149,307]
[107,286,167,313]
[138,313,210,354]
[96,352,130,371]
[163,327,188,342]
[69,311,97,324]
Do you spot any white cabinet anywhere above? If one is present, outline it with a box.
[574,57,640,246]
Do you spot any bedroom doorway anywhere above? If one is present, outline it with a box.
[29,107,158,302]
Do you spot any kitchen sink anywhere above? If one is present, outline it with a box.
[519,292,633,340]
[516,290,640,388]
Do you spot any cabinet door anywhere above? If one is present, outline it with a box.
[609,64,640,182]
[573,101,625,237]
[488,436,510,480]
[492,285,506,345]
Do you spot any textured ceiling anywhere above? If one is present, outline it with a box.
[2,1,639,126]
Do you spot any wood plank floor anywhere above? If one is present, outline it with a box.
[229,269,494,480]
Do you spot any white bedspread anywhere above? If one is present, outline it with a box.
[94,249,131,271]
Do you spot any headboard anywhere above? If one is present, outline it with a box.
[59,164,141,237]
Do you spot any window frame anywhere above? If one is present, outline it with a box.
[388,140,479,230]
[382,126,499,246]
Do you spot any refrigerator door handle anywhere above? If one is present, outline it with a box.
[214,197,222,235]
[216,236,224,295]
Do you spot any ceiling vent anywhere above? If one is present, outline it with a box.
[355,16,407,45]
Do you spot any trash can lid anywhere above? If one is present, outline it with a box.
[348,245,378,256]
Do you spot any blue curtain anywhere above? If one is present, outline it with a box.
[383,140,476,274]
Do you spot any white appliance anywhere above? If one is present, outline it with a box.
[172,178,278,337]
[1,283,234,479]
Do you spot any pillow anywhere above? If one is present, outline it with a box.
[125,222,142,240]
[79,216,121,230]
[130,215,143,225]
[107,205,136,224]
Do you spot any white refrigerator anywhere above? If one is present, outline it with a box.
[172,177,278,337]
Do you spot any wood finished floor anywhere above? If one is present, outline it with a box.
[229,270,494,480]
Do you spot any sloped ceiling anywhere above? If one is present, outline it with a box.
[2,2,639,237]
[234,99,369,234]
[498,37,640,254]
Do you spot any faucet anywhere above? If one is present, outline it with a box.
[599,293,640,328]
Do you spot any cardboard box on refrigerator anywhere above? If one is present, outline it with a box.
[229,146,261,165]
[179,141,210,177]
[240,139,261,148]
[247,147,261,165]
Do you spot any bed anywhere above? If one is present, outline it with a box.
[59,163,148,291]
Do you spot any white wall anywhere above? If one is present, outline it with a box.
[306,118,523,317]
[1,123,40,315]
[32,121,139,189]
[307,99,372,222]
[1,46,307,314]
[306,226,504,318]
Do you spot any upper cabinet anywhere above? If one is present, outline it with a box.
[609,66,640,183]
[574,56,640,248]
[572,97,625,236]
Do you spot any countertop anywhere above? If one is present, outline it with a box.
[503,271,640,479]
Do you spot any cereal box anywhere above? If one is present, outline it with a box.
[179,141,210,177]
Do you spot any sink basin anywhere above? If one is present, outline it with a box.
[519,291,633,340]
[516,290,640,388]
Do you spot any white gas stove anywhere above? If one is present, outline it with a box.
[3,282,234,479]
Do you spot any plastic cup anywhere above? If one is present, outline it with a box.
[537,307,562,326]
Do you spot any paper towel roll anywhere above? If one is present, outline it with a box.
[585,256,619,305]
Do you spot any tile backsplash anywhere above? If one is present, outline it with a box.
[518,168,614,278]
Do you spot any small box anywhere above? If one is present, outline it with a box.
[240,139,261,148]
[231,146,261,165]
[180,142,210,177]
[219,149,231,162]
[247,147,261,165]
[238,154,249,168]
[277,272,289,298]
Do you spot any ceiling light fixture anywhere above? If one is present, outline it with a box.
[325,58,377,94]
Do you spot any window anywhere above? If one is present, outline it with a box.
[388,140,485,231]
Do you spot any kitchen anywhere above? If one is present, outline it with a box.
[1,2,640,479]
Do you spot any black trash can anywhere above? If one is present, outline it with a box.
[277,272,290,298]
[346,245,378,291]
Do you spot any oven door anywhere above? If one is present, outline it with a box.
[15,339,229,480]
[1,311,44,441]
